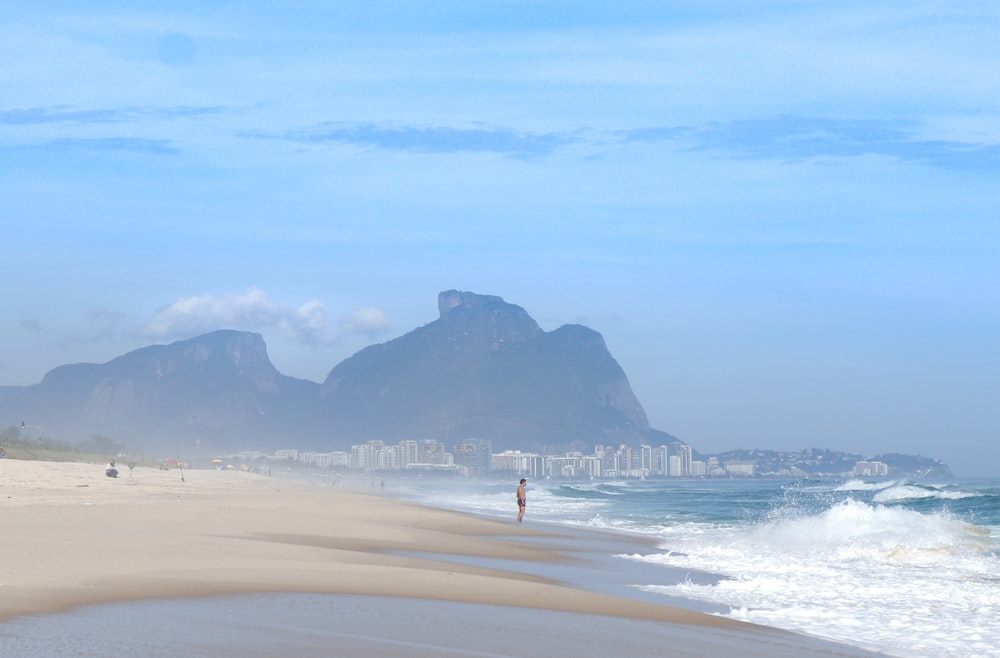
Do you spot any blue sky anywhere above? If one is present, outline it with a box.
[2,2,998,475]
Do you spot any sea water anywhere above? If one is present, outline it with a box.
[395,477,1000,658]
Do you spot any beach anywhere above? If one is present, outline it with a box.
[0,459,888,657]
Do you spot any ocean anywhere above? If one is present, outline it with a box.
[395,476,1000,658]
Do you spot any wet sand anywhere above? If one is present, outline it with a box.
[0,459,888,656]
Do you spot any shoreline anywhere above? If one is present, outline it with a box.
[0,459,889,656]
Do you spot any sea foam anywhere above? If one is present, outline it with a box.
[630,499,1000,658]
[397,477,1000,657]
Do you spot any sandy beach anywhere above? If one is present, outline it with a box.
[0,459,888,657]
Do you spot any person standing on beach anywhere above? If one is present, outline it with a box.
[517,478,527,523]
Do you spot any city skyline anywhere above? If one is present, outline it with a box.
[245,438,930,481]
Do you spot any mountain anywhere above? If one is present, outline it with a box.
[0,291,668,456]
[318,290,656,449]
[3,330,319,453]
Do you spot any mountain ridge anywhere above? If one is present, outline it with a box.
[0,291,668,456]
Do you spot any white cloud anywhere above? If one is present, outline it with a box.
[142,287,388,345]
[338,307,390,335]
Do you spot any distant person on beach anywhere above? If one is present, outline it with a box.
[105,461,118,478]
[517,478,527,523]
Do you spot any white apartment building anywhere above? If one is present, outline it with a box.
[854,460,889,477]
[724,460,756,476]
[493,450,545,478]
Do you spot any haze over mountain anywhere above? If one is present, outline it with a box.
[1,291,672,457]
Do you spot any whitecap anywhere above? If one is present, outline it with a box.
[873,483,976,503]
[630,499,1000,658]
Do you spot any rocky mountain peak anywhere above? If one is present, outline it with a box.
[2,291,663,456]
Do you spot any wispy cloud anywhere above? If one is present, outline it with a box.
[141,288,389,345]
[2,104,230,156]
[0,105,227,125]
[10,102,996,170]
[44,137,179,155]
[619,116,1000,170]
[255,122,577,158]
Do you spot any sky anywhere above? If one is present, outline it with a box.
[2,2,998,476]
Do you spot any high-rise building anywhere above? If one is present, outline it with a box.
[853,460,889,477]
[399,440,419,468]
[493,450,545,478]
[618,444,633,476]
[453,438,493,476]
[639,445,653,476]
[678,444,693,476]
[419,439,450,465]
[653,445,669,476]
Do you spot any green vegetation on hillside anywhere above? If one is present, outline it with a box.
[0,425,155,465]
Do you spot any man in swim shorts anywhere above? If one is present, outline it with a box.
[517,478,526,523]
